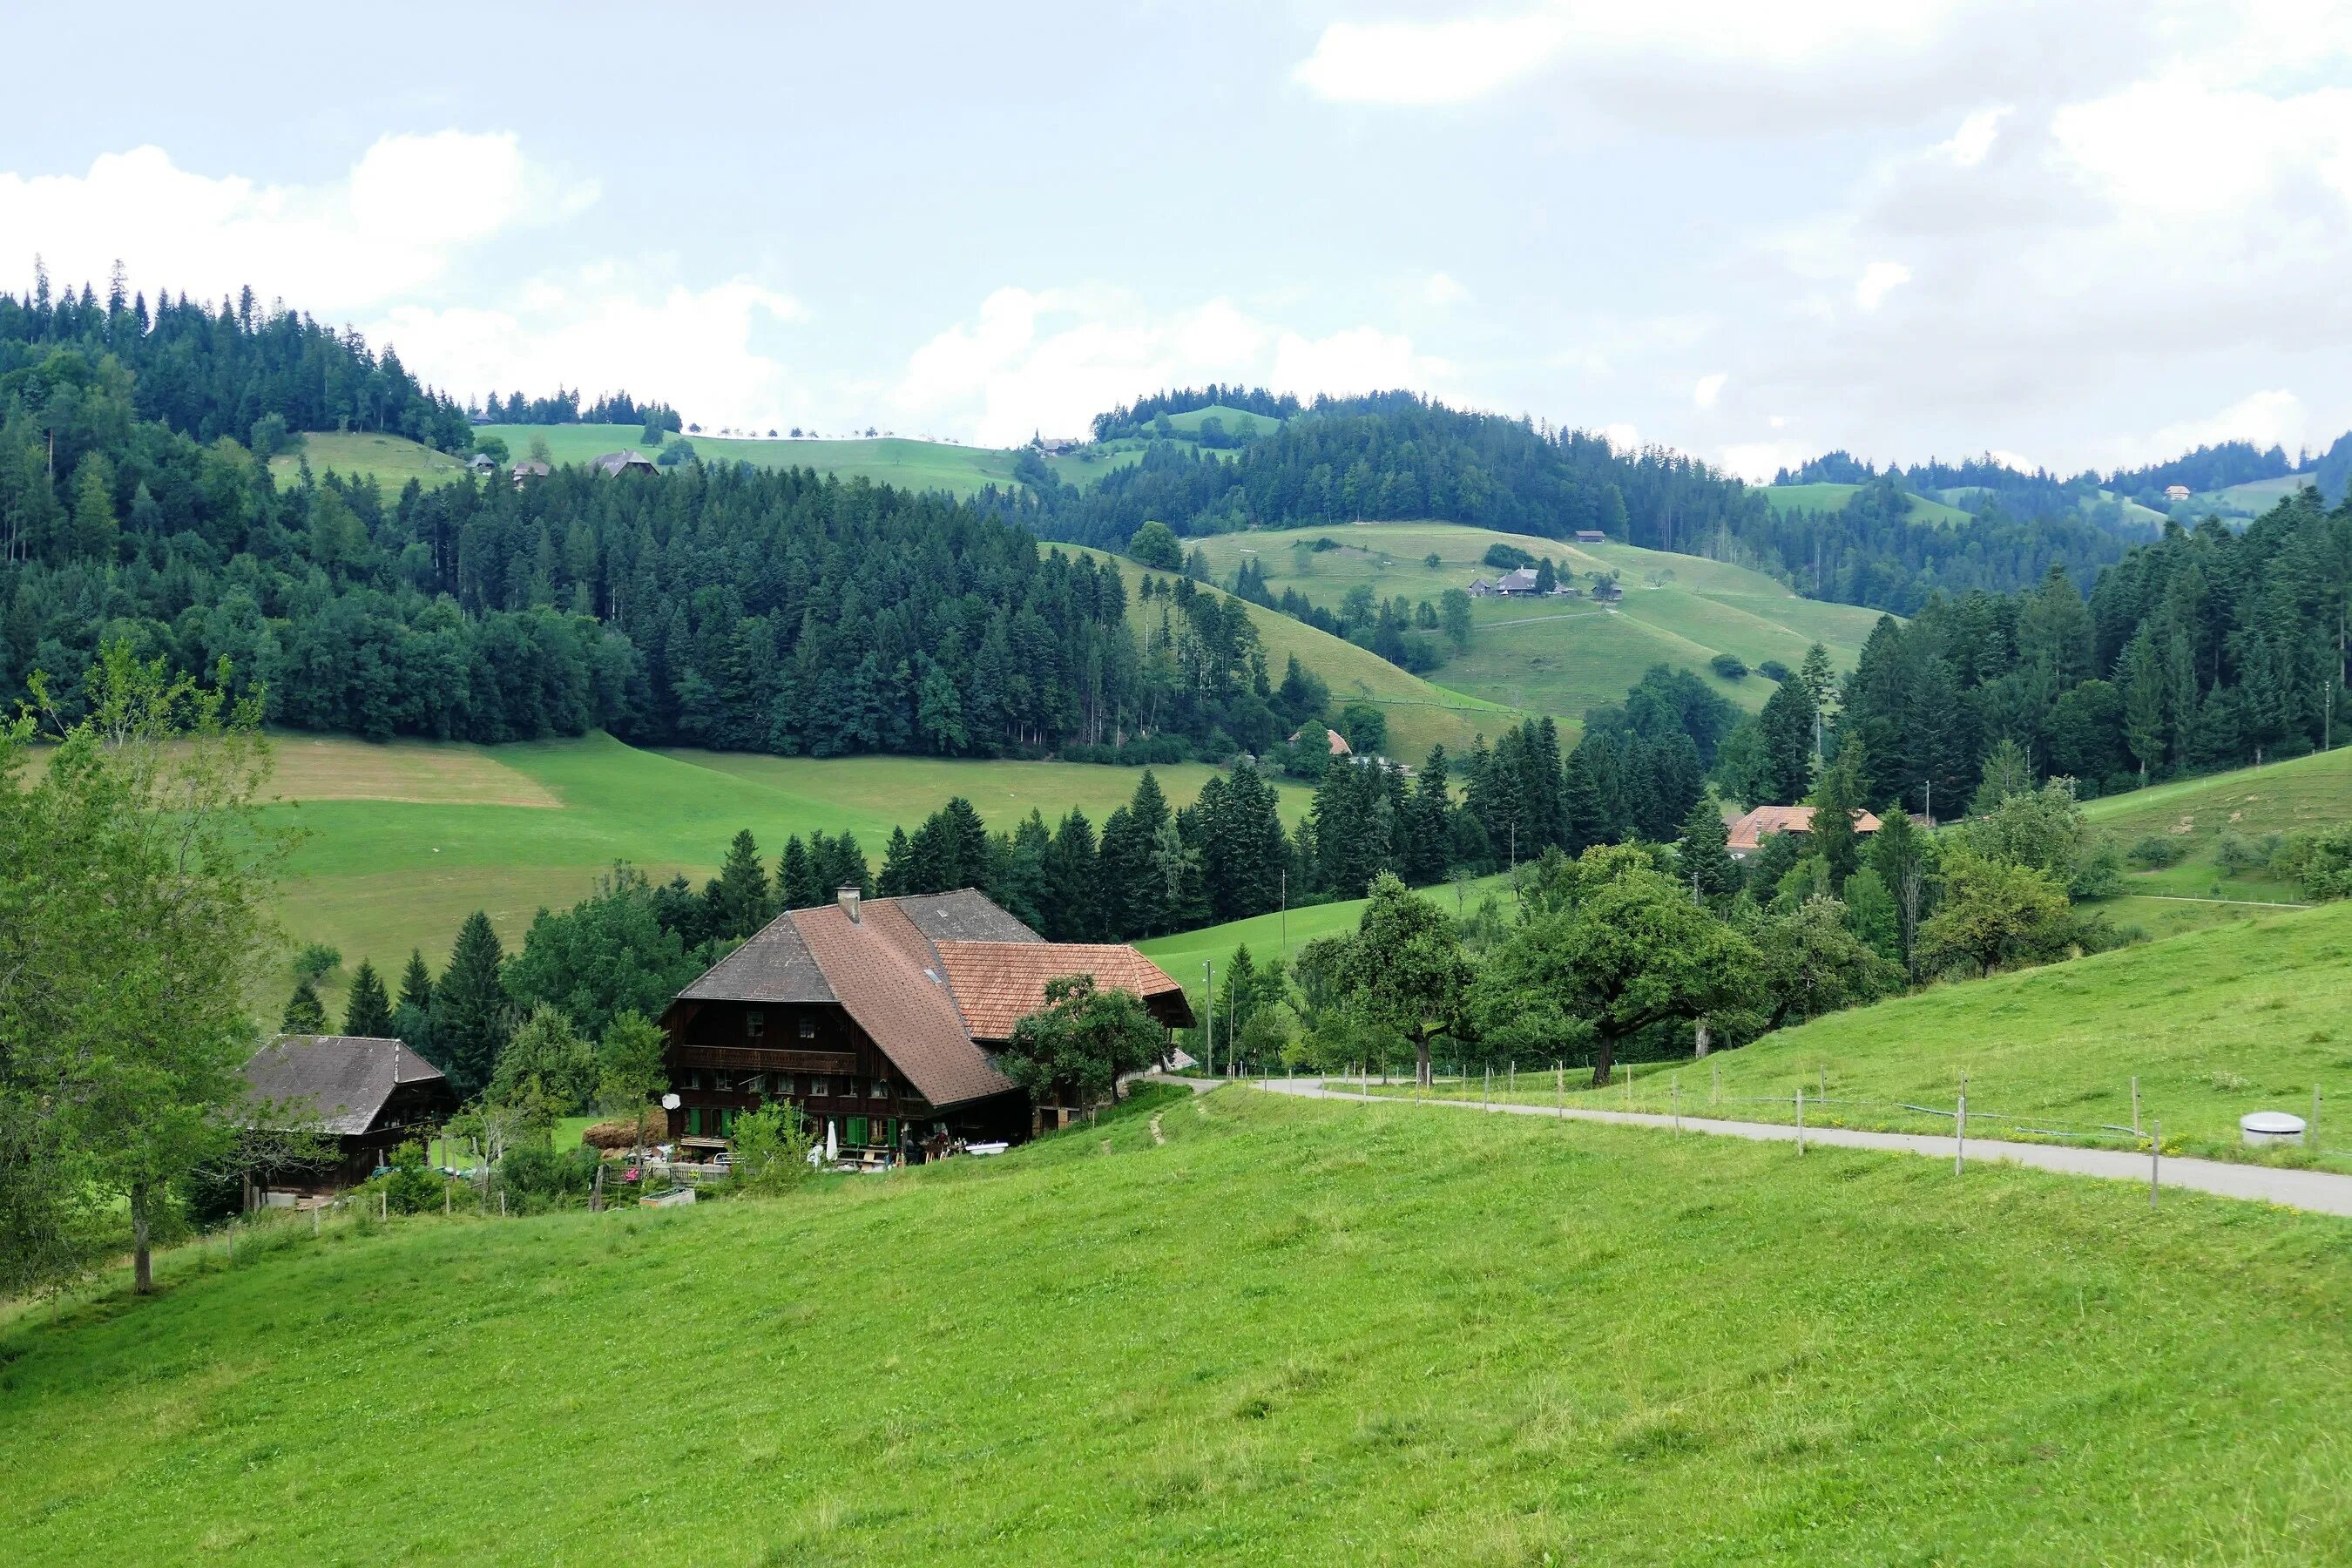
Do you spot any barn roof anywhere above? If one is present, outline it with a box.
[670,889,1181,1111]
[242,1036,448,1136]
[1724,804,1885,854]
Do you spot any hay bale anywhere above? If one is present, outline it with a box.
[583,1112,661,1151]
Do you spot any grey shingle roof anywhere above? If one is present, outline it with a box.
[893,889,1044,943]
[678,909,836,1004]
[242,1036,445,1136]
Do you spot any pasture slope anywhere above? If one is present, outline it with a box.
[1761,481,1975,525]
[263,733,1313,1005]
[10,1085,2352,1561]
[1399,896,2352,1172]
[2083,745,2352,913]
[1187,522,1887,722]
[266,431,472,491]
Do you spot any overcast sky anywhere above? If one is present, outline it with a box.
[3,1,2349,478]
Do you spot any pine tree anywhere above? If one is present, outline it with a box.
[878,826,916,897]
[1044,809,1102,941]
[397,949,434,1014]
[280,978,328,1035]
[1754,674,1818,804]
[434,910,511,1098]
[706,829,772,938]
[2117,625,2166,781]
[1675,794,1740,906]
[1807,740,1869,892]
[341,959,394,1037]
[780,835,821,909]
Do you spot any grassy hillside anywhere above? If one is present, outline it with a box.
[1136,869,1517,996]
[1400,899,2352,1169]
[1186,524,1885,722]
[1160,402,1286,435]
[1071,544,1530,760]
[13,1089,2352,1561]
[259,733,1311,1005]
[1763,481,1974,526]
[267,431,472,490]
[2084,747,2352,906]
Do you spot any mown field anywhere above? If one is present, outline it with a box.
[260,733,1313,1006]
[2085,745,2351,908]
[1761,481,1975,525]
[1387,897,2352,1170]
[1066,543,1530,760]
[1186,523,1886,722]
[267,431,473,491]
[10,1086,2352,1563]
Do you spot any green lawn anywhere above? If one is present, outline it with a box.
[1186,524,1886,722]
[262,733,1312,1010]
[1386,898,2352,1170]
[267,431,473,490]
[11,1087,2352,1561]
[1762,481,1976,526]
[1135,870,1518,997]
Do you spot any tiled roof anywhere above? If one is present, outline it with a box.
[1725,804,1884,853]
[243,1036,447,1136]
[933,943,1194,1041]
[678,909,835,1004]
[791,899,1018,1112]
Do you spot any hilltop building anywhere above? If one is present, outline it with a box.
[659,889,1193,1162]
[593,449,657,476]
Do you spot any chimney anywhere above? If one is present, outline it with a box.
[838,886,862,924]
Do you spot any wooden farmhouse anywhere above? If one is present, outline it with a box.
[240,1035,458,1197]
[659,889,1194,1162]
[1724,803,1885,860]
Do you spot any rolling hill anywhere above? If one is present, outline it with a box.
[12,1085,2352,1561]
[1763,481,1975,526]
[2083,746,2352,907]
[1405,896,2352,1170]
[258,733,1315,1010]
[1068,543,1531,760]
[1186,523,1888,722]
[266,431,474,491]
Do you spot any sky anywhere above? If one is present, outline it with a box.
[3,0,2349,480]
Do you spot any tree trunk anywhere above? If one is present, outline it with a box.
[1415,1037,1432,1088]
[1590,1038,1616,1090]
[130,1181,154,1295]
[1693,1023,1711,1058]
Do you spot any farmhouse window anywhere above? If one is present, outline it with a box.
[798,1015,816,1039]
[745,1010,765,1038]
[810,1077,828,1096]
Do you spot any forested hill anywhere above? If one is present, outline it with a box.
[0,266,470,451]
[997,390,2152,612]
[0,285,1322,756]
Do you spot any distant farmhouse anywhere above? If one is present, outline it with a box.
[2164,484,2193,501]
[1032,434,1087,455]
[466,452,497,474]
[1573,529,1606,543]
[660,889,1193,1163]
[1470,566,1542,597]
[1289,725,1354,758]
[1725,804,1884,860]
[510,459,551,487]
[593,449,657,476]
[241,1035,456,1199]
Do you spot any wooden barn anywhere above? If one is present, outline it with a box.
[659,889,1194,1162]
[241,1035,458,1196]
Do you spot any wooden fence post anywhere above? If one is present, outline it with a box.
[1795,1086,1804,1155]
[2132,1075,2140,1137]
[1956,1073,1968,1175]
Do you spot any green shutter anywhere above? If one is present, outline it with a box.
[848,1116,868,1146]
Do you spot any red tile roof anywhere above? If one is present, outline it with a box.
[933,943,1195,1041]
[790,900,1016,1112]
[1725,804,1883,853]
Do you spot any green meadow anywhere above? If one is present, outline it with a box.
[2085,745,2352,908]
[261,733,1312,1004]
[1387,898,2352,1170]
[1187,523,1886,722]
[1135,869,1519,1002]
[1762,481,1976,526]
[11,1085,2352,1563]
[267,430,473,491]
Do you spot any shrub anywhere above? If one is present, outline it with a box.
[1757,659,1791,682]
[497,1141,601,1210]
[2128,834,2188,868]
[1482,542,1536,570]
[1423,552,1442,568]
[2277,825,2352,901]
[1126,520,1183,570]
[2214,829,2280,875]
[1708,653,1748,679]
[730,1101,818,1194]
[368,1141,447,1215]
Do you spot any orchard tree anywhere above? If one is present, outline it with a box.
[1002,974,1166,1112]
[1917,851,2072,977]
[1329,872,1473,1087]
[597,1010,670,1164]
[1478,853,1760,1086]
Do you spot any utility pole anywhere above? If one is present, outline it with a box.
[1203,958,1215,1078]
[1279,868,1288,957]
[1923,778,1932,828]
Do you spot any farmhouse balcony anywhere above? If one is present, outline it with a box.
[677,1045,858,1074]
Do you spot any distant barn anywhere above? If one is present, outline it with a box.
[241,1035,457,1197]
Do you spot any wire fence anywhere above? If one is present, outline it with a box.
[1323,1062,2352,1166]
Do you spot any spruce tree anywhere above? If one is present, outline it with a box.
[434,911,511,1098]
[780,835,820,909]
[706,829,772,938]
[1044,809,1102,941]
[397,949,434,1014]
[280,978,328,1035]
[341,959,394,1037]
[1807,740,1869,892]
[878,826,916,897]
[1675,794,1740,906]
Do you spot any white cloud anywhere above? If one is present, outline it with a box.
[1601,422,1641,451]
[0,134,594,312]
[891,287,1455,447]
[1422,271,1470,307]
[1293,12,1570,105]
[1935,106,2011,167]
[2051,76,2352,222]
[2103,389,2310,469]
[1718,440,1808,483]
[1854,260,1911,312]
[373,273,806,424]
[1693,372,1727,409]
